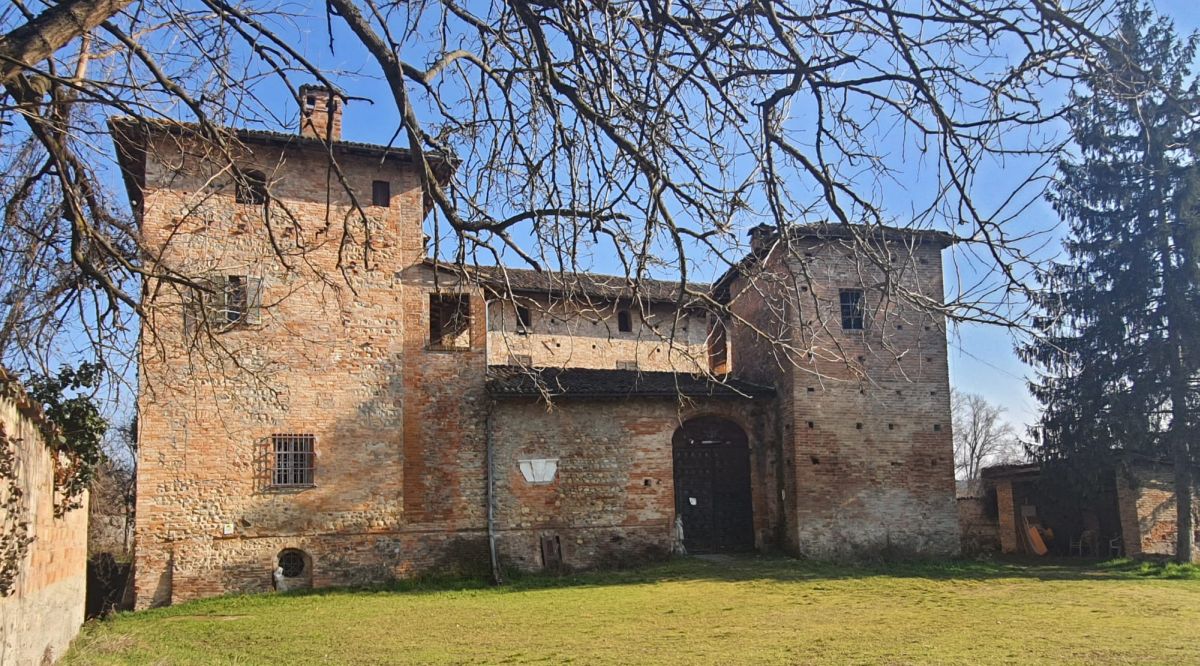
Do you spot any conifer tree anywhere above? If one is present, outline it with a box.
[1024,1,1200,563]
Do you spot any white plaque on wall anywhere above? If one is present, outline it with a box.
[518,458,559,485]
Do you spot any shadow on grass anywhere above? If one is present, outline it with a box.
[113,553,1198,621]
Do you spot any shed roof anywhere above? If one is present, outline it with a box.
[486,366,773,399]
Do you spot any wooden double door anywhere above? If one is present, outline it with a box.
[672,417,754,553]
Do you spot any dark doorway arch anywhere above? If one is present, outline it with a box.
[672,416,754,553]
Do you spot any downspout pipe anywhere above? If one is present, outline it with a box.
[485,397,503,585]
[483,298,503,585]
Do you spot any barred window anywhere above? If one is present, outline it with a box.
[272,434,315,487]
[840,289,865,330]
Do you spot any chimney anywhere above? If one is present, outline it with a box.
[748,224,776,255]
[299,84,343,141]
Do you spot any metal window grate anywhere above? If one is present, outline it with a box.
[272,434,315,487]
[279,549,306,578]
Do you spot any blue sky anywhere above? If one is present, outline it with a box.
[947,0,1199,435]
[83,0,1199,435]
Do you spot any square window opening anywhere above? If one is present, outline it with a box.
[515,305,532,334]
[235,170,268,206]
[430,294,472,350]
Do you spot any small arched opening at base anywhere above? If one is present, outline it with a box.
[274,548,313,592]
[672,416,754,553]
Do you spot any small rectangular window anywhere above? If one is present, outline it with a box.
[616,360,639,371]
[372,180,391,207]
[840,289,865,330]
[617,309,632,333]
[184,275,261,335]
[515,305,532,334]
[272,434,315,487]
[430,294,471,350]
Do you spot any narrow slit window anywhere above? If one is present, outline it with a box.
[840,289,865,330]
[430,294,471,350]
[272,434,315,487]
[372,180,391,207]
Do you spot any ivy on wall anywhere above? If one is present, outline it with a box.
[23,363,108,516]
[0,422,32,597]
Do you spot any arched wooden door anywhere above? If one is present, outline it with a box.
[672,416,754,553]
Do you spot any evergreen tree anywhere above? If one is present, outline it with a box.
[1023,1,1200,563]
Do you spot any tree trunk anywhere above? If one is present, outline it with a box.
[1159,176,1197,564]
[0,0,131,85]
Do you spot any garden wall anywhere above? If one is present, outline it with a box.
[0,371,88,665]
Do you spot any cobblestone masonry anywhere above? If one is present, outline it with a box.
[1,379,88,665]
[122,92,963,607]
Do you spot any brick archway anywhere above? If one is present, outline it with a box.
[672,416,754,553]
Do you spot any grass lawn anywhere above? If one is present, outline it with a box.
[65,556,1200,665]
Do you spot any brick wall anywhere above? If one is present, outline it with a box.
[957,497,1000,553]
[127,112,966,608]
[0,380,88,665]
[130,130,489,607]
[489,397,777,570]
[727,236,959,558]
[1116,461,1200,561]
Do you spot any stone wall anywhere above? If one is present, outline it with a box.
[1116,461,1200,562]
[727,235,959,558]
[489,396,777,570]
[0,377,88,665]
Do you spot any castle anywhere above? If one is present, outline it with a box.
[114,87,958,608]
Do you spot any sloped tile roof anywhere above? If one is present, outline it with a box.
[486,365,773,399]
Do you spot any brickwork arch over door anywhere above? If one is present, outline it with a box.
[672,416,754,553]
